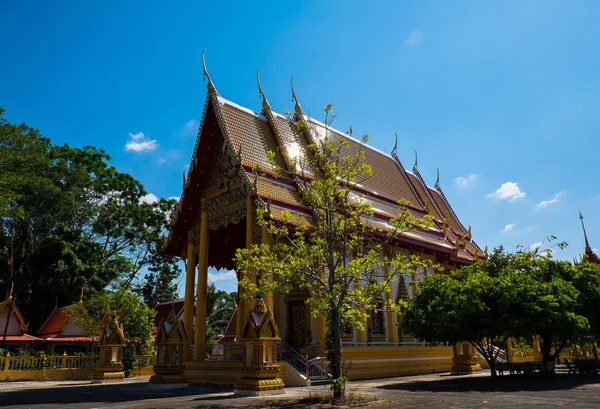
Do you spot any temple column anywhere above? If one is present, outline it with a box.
[451,341,481,374]
[261,224,273,310]
[384,260,398,344]
[315,268,326,348]
[355,278,368,344]
[183,230,196,359]
[193,200,208,360]
[236,196,256,341]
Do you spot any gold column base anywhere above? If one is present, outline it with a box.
[234,365,285,396]
[451,357,482,374]
[91,364,125,383]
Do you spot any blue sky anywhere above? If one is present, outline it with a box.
[2,1,600,295]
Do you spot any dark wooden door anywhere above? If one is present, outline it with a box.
[287,301,306,347]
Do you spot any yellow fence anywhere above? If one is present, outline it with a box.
[0,353,155,381]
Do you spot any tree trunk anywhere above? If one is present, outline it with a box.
[327,307,344,400]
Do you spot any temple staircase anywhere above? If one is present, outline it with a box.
[281,345,330,384]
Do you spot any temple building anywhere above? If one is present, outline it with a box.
[37,291,95,354]
[163,52,484,384]
[0,285,41,350]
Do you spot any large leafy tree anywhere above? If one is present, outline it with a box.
[235,104,433,399]
[0,108,180,331]
[404,245,588,374]
[403,248,517,377]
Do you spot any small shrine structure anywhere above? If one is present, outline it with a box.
[234,295,284,396]
[149,303,189,388]
[0,284,41,350]
[91,313,126,383]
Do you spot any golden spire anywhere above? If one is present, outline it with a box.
[256,70,269,111]
[290,76,302,116]
[201,49,217,95]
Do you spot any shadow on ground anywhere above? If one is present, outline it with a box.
[378,374,600,393]
[0,383,231,407]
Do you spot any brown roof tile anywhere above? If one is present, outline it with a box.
[217,98,289,179]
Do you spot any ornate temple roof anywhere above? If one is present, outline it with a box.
[164,52,483,265]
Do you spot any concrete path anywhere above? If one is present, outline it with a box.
[1,371,600,408]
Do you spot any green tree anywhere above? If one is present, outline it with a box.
[403,252,515,377]
[235,104,433,399]
[509,253,588,365]
[1,108,180,331]
[83,290,156,375]
[404,245,588,374]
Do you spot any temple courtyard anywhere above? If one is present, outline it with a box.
[2,372,600,408]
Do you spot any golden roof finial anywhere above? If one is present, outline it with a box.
[484,245,488,257]
[467,225,472,239]
[8,282,14,301]
[201,49,217,95]
[256,70,269,111]
[291,76,302,115]
[79,287,84,303]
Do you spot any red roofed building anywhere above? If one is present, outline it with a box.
[37,290,125,354]
[0,285,41,351]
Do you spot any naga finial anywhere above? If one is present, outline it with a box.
[291,76,302,115]
[201,49,217,94]
[8,282,14,301]
[413,151,418,170]
[484,245,488,257]
[392,132,398,155]
[467,225,472,239]
[256,70,269,111]
[79,287,84,303]
[435,168,440,188]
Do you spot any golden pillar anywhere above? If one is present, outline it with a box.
[355,279,368,344]
[384,261,398,344]
[315,268,326,348]
[237,196,256,341]
[183,230,196,359]
[261,225,274,311]
[193,200,208,360]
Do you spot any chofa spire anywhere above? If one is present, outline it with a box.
[256,70,270,111]
[391,132,398,156]
[580,211,591,250]
[413,151,418,170]
[434,168,440,189]
[290,76,303,116]
[201,49,218,95]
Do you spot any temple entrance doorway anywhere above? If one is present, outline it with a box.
[287,300,306,348]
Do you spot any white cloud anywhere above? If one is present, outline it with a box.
[536,193,561,208]
[168,196,180,202]
[530,242,542,251]
[181,119,199,137]
[404,30,423,47]
[140,193,158,204]
[208,270,237,283]
[125,132,158,152]
[502,224,515,233]
[455,174,479,189]
[487,182,526,202]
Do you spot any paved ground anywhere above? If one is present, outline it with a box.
[2,371,600,408]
